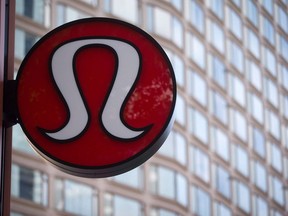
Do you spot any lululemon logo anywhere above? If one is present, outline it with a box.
[43,39,146,141]
[16,18,176,177]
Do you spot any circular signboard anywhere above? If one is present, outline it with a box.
[16,18,176,177]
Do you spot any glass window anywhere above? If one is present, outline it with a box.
[262,16,275,45]
[186,33,206,69]
[55,179,96,216]
[266,109,281,140]
[232,0,241,8]
[172,17,184,48]
[214,202,231,216]
[153,7,171,37]
[277,5,288,33]
[270,176,285,206]
[247,60,262,91]
[231,109,247,142]
[261,0,273,15]
[209,54,226,88]
[208,20,225,54]
[227,7,242,39]
[191,186,211,216]
[235,180,250,213]
[188,70,207,106]
[149,165,188,206]
[228,40,244,73]
[280,64,288,90]
[189,108,208,144]
[215,165,230,198]
[188,0,204,34]
[265,77,278,107]
[253,161,267,192]
[253,196,268,216]
[147,6,183,48]
[271,209,282,216]
[211,91,228,124]
[150,208,179,216]
[175,93,186,126]
[234,144,249,177]
[248,92,264,124]
[279,35,288,62]
[171,0,183,11]
[104,193,143,216]
[190,145,210,182]
[16,0,47,26]
[159,130,187,165]
[252,127,266,158]
[208,0,224,20]
[112,167,143,189]
[230,74,246,107]
[247,28,260,59]
[282,95,288,119]
[166,50,185,87]
[81,0,97,6]
[104,0,138,24]
[246,0,258,27]
[15,28,38,60]
[270,143,283,173]
[57,4,89,26]
[263,47,276,77]
[13,124,36,155]
[285,126,288,149]
[211,126,229,161]
[11,164,48,206]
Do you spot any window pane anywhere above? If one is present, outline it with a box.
[212,127,229,161]
[231,109,247,141]
[187,33,205,69]
[249,92,264,124]
[235,181,250,213]
[158,167,175,199]
[190,146,210,182]
[208,0,224,19]
[189,70,207,106]
[263,47,276,77]
[209,21,225,53]
[252,127,265,158]
[175,94,186,126]
[228,8,242,39]
[230,74,245,107]
[247,28,260,59]
[112,167,143,189]
[246,0,258,26]
[267,110,280,140]
[235,145,249,177]
[212,91,227,124]
[247,60,262,91]
[253,161,267,192]
[106,0,138,24]
[192,186,211,216]
[210,54,226,88]
[189,0,204,33]
[216,165,230,198]
[12,164,48,206]
[189,108,208,144]
[228,41,243,73]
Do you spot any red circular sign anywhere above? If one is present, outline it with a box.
[16,18,176,177]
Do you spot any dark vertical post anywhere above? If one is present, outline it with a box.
[0,0,15,215]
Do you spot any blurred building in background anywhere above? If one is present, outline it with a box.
[11,0,288,215]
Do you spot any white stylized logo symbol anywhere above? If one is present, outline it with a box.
[43,39,146,141]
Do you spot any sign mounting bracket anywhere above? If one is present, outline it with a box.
[3,80,17,127]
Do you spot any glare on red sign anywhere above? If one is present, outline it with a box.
[16,18,176,177]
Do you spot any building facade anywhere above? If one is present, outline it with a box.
[12,0,288,215]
